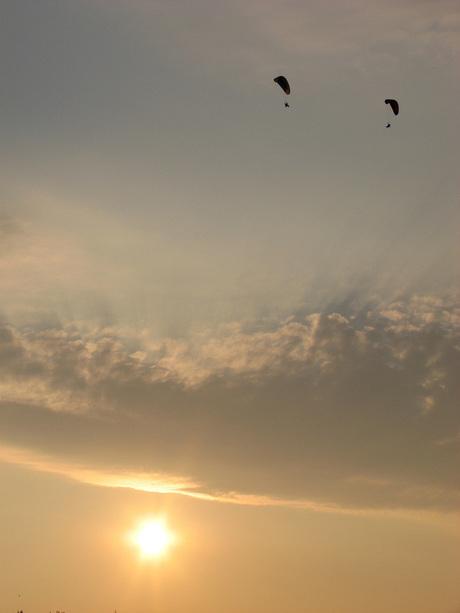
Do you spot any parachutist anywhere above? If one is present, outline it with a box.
[386,123,391,128]
[274,76,291,108]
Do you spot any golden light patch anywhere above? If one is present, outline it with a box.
[132,519,174,559]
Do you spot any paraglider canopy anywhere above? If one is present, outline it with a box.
[274,76,290,95]
[385,99,399,115]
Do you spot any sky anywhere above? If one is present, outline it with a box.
[1,1,459,612]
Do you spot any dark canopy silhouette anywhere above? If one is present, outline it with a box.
[274,76,290,95]
[385,99,399,115]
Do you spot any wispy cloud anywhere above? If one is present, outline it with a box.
[0,444,195,493]
[122,0,460,79]
[1,443,456,529]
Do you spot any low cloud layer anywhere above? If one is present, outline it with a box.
[1,293,458,517]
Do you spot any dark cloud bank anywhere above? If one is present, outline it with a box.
[1,294,459,515]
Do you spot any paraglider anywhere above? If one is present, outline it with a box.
[385,99,399,127]
[274,76,290,95]
[385,99,399,115]
[274,76,290,107]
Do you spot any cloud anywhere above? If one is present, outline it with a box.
[2,292,458,390]
[122,0,460,80]
[1,443,456,529]
[0,444,196,494]
[0,293,459,516]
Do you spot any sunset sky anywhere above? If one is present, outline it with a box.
[1,2,459,612]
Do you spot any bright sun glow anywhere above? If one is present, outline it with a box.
[133,519,174,558]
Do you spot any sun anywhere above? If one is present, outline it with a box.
[132,519,174,559]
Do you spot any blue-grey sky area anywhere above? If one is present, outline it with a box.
[1,2,459,613]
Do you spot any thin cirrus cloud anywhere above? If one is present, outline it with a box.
[0,444,457,529]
